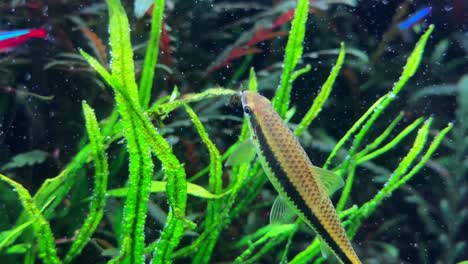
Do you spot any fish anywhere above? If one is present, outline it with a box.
[240,91,361,264]
[0,28,46,52]
[398,7,432,30]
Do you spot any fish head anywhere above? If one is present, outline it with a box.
[241,91,275,141]
[240,91,272,119]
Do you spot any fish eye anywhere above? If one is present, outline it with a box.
[243,106,252,115]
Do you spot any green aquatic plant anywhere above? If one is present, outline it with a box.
[0,0,453,264]
[63,102,109,264]
[272,0,308,117]
[1,150,49,171]
[404,75,468,263]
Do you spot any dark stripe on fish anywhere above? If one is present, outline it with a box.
[250,114,351,264]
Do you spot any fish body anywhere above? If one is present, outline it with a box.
[398,7,432,30]
[0,28,46,52]
[241,91,361,264]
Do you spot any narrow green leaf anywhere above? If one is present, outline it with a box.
[337,117,430,211]
[295,43,346,136]
[0,221,33,250]
[107,0,139,102]
[4,243,31,255]
[172,163,250,259]
[323,95,387,169]
[331,27,434,210]
[108,237,131,264]
[391,118,432,183]
[325,26,434,170]
[80,50,135,106]
[117,92,154,264]
[393,25,434,95]
[291,64,311,83]
[139,0,166,109]
[289,236,321,264]
[356,117,424,164]
[396,123,453,187]
[347,119,435,236]
[149,88,237,117]
[107,181,228,199]
[0,174,61,264]
[248,67,258,92]
[64,102,109,263]
[11,101,119,259]
[190,140,245,182]
[356,112,404,158]
[184,105,224,264]
[233,223,297,264]
[104,2,155,262]
[81,47,187,264]
[272,0,309,116]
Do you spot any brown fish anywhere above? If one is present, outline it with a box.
[241,91,361,264]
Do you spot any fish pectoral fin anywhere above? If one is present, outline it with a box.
[319,238,330,259]
[319,238,340,263]
[270,195,296,225]
[310,165,344,197]
[285,106,296,123]
[225,139,256,166]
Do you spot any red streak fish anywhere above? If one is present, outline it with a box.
[0,28,46,52]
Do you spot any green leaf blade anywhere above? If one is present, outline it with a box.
[272,0,309,116]
[184,105,223,263]
[139,0,166,109]
[295,43,346,136]
[0,175,61,264]
[63,102,110,263]
[393,25,434,95]
[107,0,139,102]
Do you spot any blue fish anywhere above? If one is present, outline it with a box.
[398,7,432,30]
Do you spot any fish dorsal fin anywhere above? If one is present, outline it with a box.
[310,165,344,197]
[225,139,256,166]
[270,196,296,225]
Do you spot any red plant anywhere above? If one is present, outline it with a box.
[206,8,297,74]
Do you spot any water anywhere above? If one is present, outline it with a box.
[0,1,466,263]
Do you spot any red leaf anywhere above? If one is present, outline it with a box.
[160,23,174,66]
[247,29,288,46]
[271,8,296,29]
[81,28,108,64]
[207,46,262,74]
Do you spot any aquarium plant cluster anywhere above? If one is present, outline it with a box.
[0,0,464,263]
